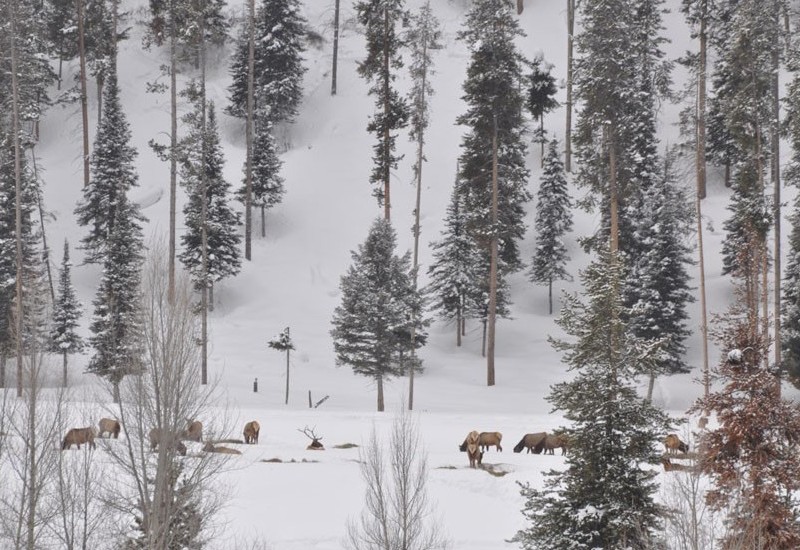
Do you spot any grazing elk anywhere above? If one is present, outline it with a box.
[464,430,482,468]
[98,418,121,439]
[62,427,97,450]
[243,420,260,444]
[664,433,689,455]
[183,420,203,442]
[459,431,503,453]
[543,432,568,455]
[148,428,187,456]
[513,432,547,454]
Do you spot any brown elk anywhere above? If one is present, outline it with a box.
[62,427,96,450]
[299,426,324,450]
[661,457,698,473]
[243,421,260,444]
[664,434,689,455]
[183,420,203,442]
[464,430,482,468]
[203,442,242,455]
[543,433,568,455]
[459,431,503,453]
[148,428,187,456]
[513,432,547,453]
[98,418,121,439]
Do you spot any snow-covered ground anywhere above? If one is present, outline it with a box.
[15,0,800,547]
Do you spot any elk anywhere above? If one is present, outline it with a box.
[97,418,121,439]
[464,430,482,468]
[664,433,689,455]
[513,432,547,453]
[299,426,324,450]
[183,420,203,442]
[62,427,96,450]
[243,420,260,444]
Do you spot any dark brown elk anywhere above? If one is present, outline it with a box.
[148,428,187,456]
[243,421,260,444]
[97,418,121,439]
[62,427,96,450]
[183,420,203,442]
[664,434,689,455]
[513,432,547,453]
[464,430,483,468]
[299,426,324,450]
[543,433,568,455]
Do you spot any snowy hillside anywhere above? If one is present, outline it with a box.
[14,0,798,547]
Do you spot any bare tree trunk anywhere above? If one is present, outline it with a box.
[565,0,575,173]
[772,15,782,391]
[168,0,178,303]
[244,0,255,261]
[285,347,290,405]
[31,152,55,303]
[548,278,553,315]
[200,14,209,386]
[456,306,462,347]
[487,118,499,387]
[377,374,384,412]
[696,180,710,400]
[10,0,25,398]
[331,0,340,95]
[608,126,619,253]
[481,318,486,357]
[517,0,524,14]
[261,204,266,238]
[77,0,90,188]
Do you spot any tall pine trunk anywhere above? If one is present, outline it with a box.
[773,10,782,391]
[244,0,255,261]
[200,19,209,386]
[382,7,392,222]
[168,0,178,302]
[11,0,25,398]
[696,0,710,399]
[487,118,499,387]
[377,375,384,412]
[77,0,90,187]
[565,0,575,172]
[331,0,340,95]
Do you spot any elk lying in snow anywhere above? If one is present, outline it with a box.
[661,457,698,473]
[97,418,121,439]
[513,432,547,453]
[203,442,241,455]
[664,433,689,455]
[62,427,96,450]
[464,431,483,468]
[299,426,324,450]
[243,421,260,444]
[459,431,503,452]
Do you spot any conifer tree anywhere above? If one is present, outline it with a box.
[49,240,84,387]
[692,290,800,549]
[226,0,307,124]
[512,250,670,549]
[75,68,141,264]
[355,0,409,220]
[526,56,559,161]
[87,195,144,402]
[529,140,572,315]
[179,98,242,304]
[331,218,420,412]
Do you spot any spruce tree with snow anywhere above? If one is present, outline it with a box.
[226,0,307,124]
[75,68,142,264]
[457,0,530,272]
[87,195,144,402]
[526,56,559,162]
[331,218,421,412]
[178,97,242,305]
[49,240,84,387]
[692,288,800,548]
[236,113,284,237]
[355,0,409,217]
[512,250,671,550]
[529,139,572,315]
[626,152,694,381]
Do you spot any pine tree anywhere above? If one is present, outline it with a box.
[75,68,142,264]
[692,292,800,548]
[512,250,671,549]
[331,218,419,411]
[529,140,572,315]
[626,152,694,379]
[50,240,84,387]
[457,0,530,272]
[226,0,307,124]
[87,195,144,402]
[355,0,409,218]
[178,98,242,300]
[526,56,559,161]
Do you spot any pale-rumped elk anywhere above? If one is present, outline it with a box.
[543,432,568,455]
[149,428,187,456]
[512,432,547,454]
[97,417,121,439]
[243,420,260,444]
[464,430,483,469]
[459,431,503,453]
[203,442,242,455]
[183,420,203,442]
[664,433,689,455]
[62,427,97,450]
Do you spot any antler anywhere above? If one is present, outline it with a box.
[297,425,322,441]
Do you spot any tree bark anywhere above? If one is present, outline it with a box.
[244,0,255,261]
[76,0,90,188]
[331,0,340,95]
[696,173,710,400]
[285,349,290,405]
[11,0,25,398]
[608,125,619,253]
[377,375,384,412]
[168,0,178,303]
[201,22,209,386]
[565,0,575,173]
[697,1,707,199]
[62,352,68,388]
[773,8,782,391]
[487,118,499,387]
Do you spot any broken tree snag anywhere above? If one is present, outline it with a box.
[517,0,523,14]
[298,426,324,450]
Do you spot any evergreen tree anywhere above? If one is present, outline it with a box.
[87,194,144,402]
[457,0,530,272]
[526,56,559,160]
[626,152,694,377]
[426,182,482,347]
[529,139,572,315]
[692,293,800,549]
[331,218,420,411]
[75,68,142,264]
[226,0,307,124]
[512,250,670,549]
[178,98,242,297]
[355,0,409,217]
[49,240,84,386]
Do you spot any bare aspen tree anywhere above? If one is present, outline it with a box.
[660,461,720,550]
[77,0,90,188]
[345,408,449,550]
[102,247,229,548]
